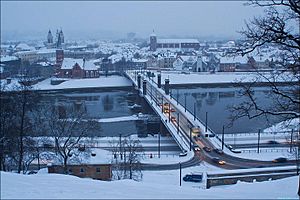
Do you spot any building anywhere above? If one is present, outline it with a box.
[45,29,65,49]
[57,58,100,78]
[48,164,112,181]
[150,31,200,51]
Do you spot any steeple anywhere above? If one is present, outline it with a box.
[47,29,53,44]
[150,29,157,51]
[59,29,64,44]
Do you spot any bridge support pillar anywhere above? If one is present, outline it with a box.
[137,74,141,89]
[157,73,161,88]
[142,80,147,96]
[165,78,170,95]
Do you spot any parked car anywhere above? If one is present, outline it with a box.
[214,148,224,154]
[179,150,187,157]
[272,157,287,163]
[268,140,279,144]
[183,174,203,182]
[203,146,212,152]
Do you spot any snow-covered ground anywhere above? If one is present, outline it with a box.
[34,76,132,90]
[144,70,297,85]
[0,75,132,91]
[1,167,299,199]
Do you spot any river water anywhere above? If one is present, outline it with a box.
[170,85,286,134]
[39,87,164,137]
[38,84,287,137]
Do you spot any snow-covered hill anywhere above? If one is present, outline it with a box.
[1,169,298,199]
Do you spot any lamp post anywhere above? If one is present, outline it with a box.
[205,111,208,132]
[177,112,180,134]
[257,129,261,154]
[190,128,192,151]
[176,89,179,105]
[222,126,225,150]
[193,102,196,121]
[184,94,187,112]
[179,162,182,186]
[158,127,161,158]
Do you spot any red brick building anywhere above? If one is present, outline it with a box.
[48,164,112,181]
[57,58,99,79]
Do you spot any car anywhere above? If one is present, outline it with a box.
[268,140,279,144]
[231,149,242,154]
[183,174,203,182]
[194,145,201,151]
[179,150,187,157]
[212,157,226,165]
[272,157,287,163]
[218,160,226,165]
[203,146,212,152]
[212,157,220,163]
[214,148,224,154]
[27,170,37,175]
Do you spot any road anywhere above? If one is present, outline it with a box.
[130,72,298,170]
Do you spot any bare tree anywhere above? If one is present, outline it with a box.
[229,0,300,196]
[0,80,41,173]
[230,0,299,122]
[43,104,99,174]
[110,136,143,181]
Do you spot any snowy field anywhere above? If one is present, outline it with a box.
[34,76,132,90]
[0,75,132,91]
[1,167,298,199]
[146,71,297,85]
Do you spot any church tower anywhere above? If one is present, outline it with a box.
[150,30,157,51]
[59,29,64,44]
[47,30,53,44]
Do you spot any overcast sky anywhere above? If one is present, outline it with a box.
[1,1,265,40]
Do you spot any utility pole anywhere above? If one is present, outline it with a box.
[257,129,261,154]
[190,128,192,151]
[168,103,171,122]
[177,89,179,105]
[290,129,294,152]
[205,111,208,132]
[158,128,161,158]
[222,125,225,150]
[184,94,187,112]
[119,134,122,160]
[193,102,196,121]
[179,162,182,186]
[177,112,180,134]
[161,98,164,113]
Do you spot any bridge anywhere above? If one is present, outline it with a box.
[124,70,298,170]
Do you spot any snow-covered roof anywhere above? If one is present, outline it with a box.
[218,55,248,64]
[157,39,199,44]
[0,55,19,62]
[61,58,98,70]
[36,49,56,54]
[179,55,197,63]
[15,43,35,51]
[132,58,148,63]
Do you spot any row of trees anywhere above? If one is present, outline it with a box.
[0,80,143,180]
[0,81,100,174]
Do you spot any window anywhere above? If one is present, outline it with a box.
[96,167,101,173]
[80,168,85,173]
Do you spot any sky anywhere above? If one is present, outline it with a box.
[0,1,265,40]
